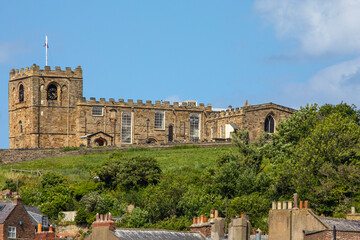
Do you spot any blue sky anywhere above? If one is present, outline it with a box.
[1,0,360,149]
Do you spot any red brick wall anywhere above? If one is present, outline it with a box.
[35,232,55,240]
[305,230,360,240]
[190,225,211,237]
[2,204,35,240]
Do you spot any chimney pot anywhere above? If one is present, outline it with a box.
[272,202,276,210]
[282,201,287,210]
[96,213,99,221]
[100,214,104,221]
[288,201,293,209]
[277,202,282,210]
[200,215,204,224]
[197,217,200,224]
[193,217,197,224]
[49,225,53,232]
[351,207,356,214]
[37,223,42,233]
[214,210,219,218]
[210,209,215,218]
[294,193,298,208]
[305,201,309,209]
[109,212,112,220]
[300,201,303,209]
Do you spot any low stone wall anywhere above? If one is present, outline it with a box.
[0,143,232,165]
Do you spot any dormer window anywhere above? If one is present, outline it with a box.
[19,84,24,103]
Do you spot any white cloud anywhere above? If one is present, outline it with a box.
[277,57,360,106]
[254,0,360,56]
[165,95,182,104]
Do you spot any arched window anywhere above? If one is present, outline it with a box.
[264,115,275,133]
[19,121,23,134]
[47,84,58,100]
[19,84,24,103]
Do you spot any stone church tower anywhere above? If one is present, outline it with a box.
[8,64,83,148]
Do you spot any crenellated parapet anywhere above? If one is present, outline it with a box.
[77,97,212,111]
[9,64,82,81]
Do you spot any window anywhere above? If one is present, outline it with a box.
[8,226,16,239]
[47,84,58,100]
[121,112,132,143]
[19,84,24,103]
[42,217,49,227]
[155,111,165,130]
[211,128,214,139]
[92,107,103,116]
[264,115,275,133]
[220,126,224,138]
[190,114,200,141]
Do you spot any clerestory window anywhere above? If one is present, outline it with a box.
[264,115,275,133]
[92,107,103,116]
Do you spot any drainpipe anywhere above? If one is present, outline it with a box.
[333,226,336,240]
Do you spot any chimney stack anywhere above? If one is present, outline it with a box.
[13,195,22,205]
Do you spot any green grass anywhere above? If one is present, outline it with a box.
[0,146,235,185]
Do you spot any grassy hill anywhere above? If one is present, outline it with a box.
[0,145,235,186]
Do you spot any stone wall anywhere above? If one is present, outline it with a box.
[304,230,360,240]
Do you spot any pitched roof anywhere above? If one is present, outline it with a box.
[320,217,360,231]
[0,201,15,224]
[114,229,207,240]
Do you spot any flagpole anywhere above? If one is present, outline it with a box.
[45,35,48,66]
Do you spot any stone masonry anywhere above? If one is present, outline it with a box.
[9,64,296,149]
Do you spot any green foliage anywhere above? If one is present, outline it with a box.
[2,178,24,192]
[75,207,95,226]
[97,155,161,190]
[126,147,150,152]
[171,144,199,149]
[125,207,150,228]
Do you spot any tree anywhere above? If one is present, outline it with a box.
[97,154,161,190]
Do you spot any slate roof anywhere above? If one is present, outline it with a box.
[114,229,207,240]
[0,201,15,223]
[320,217,360,231]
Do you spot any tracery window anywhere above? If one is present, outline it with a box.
[190,114,200,141]
[121,112,132,143]
[154,111,165,130]
[19,84,24,103]
[264,115,275,133]
[47,84,58,100]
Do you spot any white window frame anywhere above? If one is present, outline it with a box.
[42,216,49,227]
[92,106,103,116]
[121,112,132,144]
[154,111,165,130]
[8,226,16,239]
[190,113,200,141]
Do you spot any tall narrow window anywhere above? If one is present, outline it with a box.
[264,115,275,133]
[190,114,200,141]
[154,111,165,130]
[19,121,23,134]
[19,84,24,103]
[47,84,58,100]
[121,112,132,143]
[220,126,224,138]
[8,226,16,239]
[211,128,214,139]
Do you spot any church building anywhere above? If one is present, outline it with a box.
[8,64,296,149]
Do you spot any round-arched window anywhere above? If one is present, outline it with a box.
[264,115,275,133]
[19,84,24,103]
[47,84,58,100]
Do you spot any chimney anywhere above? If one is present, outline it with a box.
[13,195,22,205]
[92,212,115,231]
[294,193,298,208]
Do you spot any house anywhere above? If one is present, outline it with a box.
[269,195,360,240]
[0,196,36,240]
[0,196,53,240]
[84,213,207,240]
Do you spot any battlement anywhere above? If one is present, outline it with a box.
[9,64,82,81]
[78,97,212,111]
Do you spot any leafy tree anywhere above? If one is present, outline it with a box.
[125,207,149,228]
[97,154,161,190]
